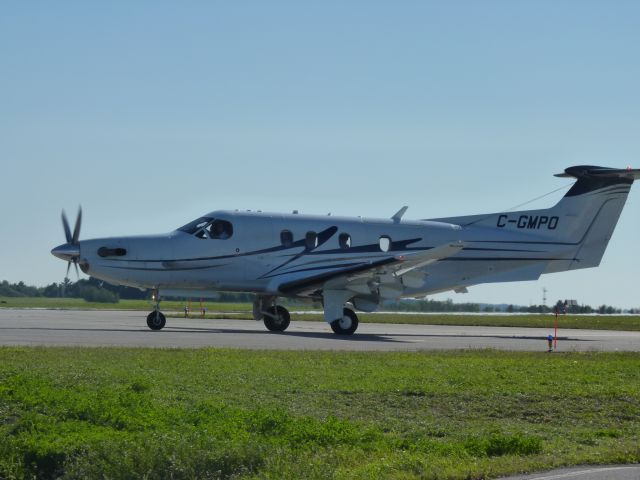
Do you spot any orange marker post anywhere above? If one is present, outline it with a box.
[553,310,558,350]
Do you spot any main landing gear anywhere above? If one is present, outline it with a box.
[263,305,291,332]
[254,296,291,332]
[330,308,359,335]
[253,296,360,335]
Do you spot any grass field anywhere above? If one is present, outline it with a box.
[2,296,639,331]
[0,348,639,479]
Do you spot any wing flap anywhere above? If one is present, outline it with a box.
[392,242,465,277]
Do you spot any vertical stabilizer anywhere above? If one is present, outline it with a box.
[428,165,638,272]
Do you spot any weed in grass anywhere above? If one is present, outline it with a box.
[464,431,543,457]
[62,434,267,480]
[594,428,622,438]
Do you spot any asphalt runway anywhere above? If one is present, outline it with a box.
[1,309,640,351]
[501,465,640,480]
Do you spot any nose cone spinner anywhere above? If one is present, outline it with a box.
[51,243,80,261]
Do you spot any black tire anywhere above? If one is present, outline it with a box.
[264,305,291,332]
[147,311,166,330]
[330,308,359,335]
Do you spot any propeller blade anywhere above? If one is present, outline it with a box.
[72,206,82,245]
[62,210,72,244]
[58,207,83,281]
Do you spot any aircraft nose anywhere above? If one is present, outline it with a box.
[51,243,80,261]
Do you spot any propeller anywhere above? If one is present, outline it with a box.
[52,206,82,278]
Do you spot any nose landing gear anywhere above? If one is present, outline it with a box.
[147,290,166,330]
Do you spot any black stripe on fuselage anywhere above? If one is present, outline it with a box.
[278,257,397,294]
[103,264,227,272]
[260,262,368,279]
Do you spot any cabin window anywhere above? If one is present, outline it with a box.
[281,230,293,247]
[306,231,318,249]
[379,235,391,252]
[339,233,351,249]
[208,220,233,239]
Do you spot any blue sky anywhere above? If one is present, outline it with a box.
[2,1,639,308]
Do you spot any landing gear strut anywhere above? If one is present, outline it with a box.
[254,296,291,332]
[330,308,359,335]
[147,290,166,331]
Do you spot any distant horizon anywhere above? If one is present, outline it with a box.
[1,277,635,312]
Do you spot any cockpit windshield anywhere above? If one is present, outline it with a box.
[177,216,233,240]
[177,217,213,234]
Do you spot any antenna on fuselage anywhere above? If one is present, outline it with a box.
[392,206,408,223]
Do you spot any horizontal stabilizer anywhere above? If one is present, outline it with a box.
[555,165,640,179]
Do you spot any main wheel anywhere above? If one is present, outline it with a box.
[264,305,291,332]
[146,311,166,330]
[330,308,359,335]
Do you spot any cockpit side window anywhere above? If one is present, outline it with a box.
[208,220,233,239]
[177,217,233,239]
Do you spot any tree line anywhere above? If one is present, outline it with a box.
[0,278,139,303]
[384,298,638,314]
[0,278,255,304]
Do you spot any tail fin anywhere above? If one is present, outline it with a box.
[550,166,638,270]
[429,165,639,271]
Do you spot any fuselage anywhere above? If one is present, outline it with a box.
[75,209,573,299]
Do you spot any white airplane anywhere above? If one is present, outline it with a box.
[52,165,639,334]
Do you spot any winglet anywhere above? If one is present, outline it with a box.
[392,206,408,223]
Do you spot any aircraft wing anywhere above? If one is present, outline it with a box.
[278,241,464,296]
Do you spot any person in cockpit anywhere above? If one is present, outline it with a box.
[209,220,230,239]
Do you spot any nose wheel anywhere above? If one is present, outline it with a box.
[147,290,166,330]
[147,310,166,330]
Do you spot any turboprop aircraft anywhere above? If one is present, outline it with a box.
[52,165,639,335]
